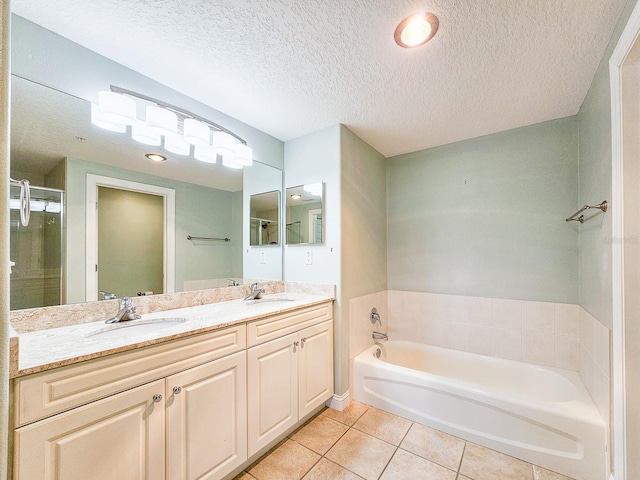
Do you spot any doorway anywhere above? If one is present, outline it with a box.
[97,187,163,298]
[85,174,175,301]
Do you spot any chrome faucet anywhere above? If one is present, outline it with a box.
[372,331,388,342]
[99,290,117,301]
[244,282,265,300]
[228,279,240,287]
[105,297,141,324]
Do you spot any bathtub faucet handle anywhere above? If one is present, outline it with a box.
[370,308,381,325]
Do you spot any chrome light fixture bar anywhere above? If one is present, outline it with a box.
[91,85,253,168]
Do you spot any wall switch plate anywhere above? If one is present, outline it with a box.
[259,251,266,264]
[305,251,313,265]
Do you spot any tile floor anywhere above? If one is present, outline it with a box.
[235,402,574,480]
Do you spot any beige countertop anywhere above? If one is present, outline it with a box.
[12,292,333,378]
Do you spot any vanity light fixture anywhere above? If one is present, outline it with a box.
[290,193,302,200]
[394,12,439,48]
[194,145,217,163]
[90,86,253,169]
[145,153,167,162]
[164,133,191,156]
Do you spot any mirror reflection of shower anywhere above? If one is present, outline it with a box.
[9,184,64,310]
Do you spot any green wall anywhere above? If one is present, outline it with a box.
[340,125,387,395]
[576,1,640,329]
[387,116,579,303]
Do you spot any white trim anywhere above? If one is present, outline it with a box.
[85,174,176,301]
[608,3,640,478]
[325,391,350,411]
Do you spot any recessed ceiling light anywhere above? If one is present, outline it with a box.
[145,153,167,162]
[394,12,439,48]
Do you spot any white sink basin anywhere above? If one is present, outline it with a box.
[86,318,187,341]
[246,296,296,305]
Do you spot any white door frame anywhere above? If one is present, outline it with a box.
[308,208,321,243]
[86,174,176,301]
[609,3,640,478]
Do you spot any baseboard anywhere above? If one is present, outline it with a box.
[326,391,350,411]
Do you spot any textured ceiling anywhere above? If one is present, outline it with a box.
[11,0,627,158]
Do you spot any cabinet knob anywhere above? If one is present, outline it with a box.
[293,341,300,347]
[153,394,163,403]
[301,337,307,346]
[173,386,182,395]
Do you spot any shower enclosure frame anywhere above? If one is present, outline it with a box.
[9,184,65,309]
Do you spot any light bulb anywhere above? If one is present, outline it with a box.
[183,119,210,146]
[233,143,253,167]
[222,154,244,169]
[132,122,161,146]
[194,145,217,163]
[164,133,191,156]
[91,103,126,132]
[213,131,235,157]
[394,12,439,48]
[96,91,136,126]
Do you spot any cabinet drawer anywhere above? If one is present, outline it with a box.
[246,302,332,347]
[15,324,245,427]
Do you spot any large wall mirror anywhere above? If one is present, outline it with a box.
[286,183,324,245]
[9,19,284,310]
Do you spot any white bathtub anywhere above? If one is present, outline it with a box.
[353,341,606,480]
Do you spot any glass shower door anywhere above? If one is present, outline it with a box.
[9,185,64,310]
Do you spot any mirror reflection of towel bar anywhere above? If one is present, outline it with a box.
[187,235,230,242]
[565,201,607,224]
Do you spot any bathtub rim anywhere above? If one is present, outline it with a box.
[355,341,605,428]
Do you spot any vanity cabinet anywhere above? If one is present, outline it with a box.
[14,379,166,479]
[12,300,334,480]
[13,325,247,480]
[247,303,333,456]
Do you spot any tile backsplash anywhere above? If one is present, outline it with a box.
[385,290,579,371]
[347,290,610,422]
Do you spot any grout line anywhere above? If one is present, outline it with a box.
[456,440,467,474]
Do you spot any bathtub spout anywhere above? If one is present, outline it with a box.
[372,331,388,341]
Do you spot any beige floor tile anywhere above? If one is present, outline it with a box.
[322,402,369,426]
[533,465,574,480]
[459,443,533,480]
[457,476,472,480]
[400,423,465,471]
[302,458,365,480]
[380,449,456,480]
[325,428,396,480]
[291,415,349,454]
[352,407,412,446]
[249,439,320,480]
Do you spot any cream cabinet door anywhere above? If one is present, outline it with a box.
[247,332,298,456]
[165,351,247,480]
[298,320,334,418]
[14,379,165,480]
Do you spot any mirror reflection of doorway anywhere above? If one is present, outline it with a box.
[97,187,163,298]
[309,209,322,244]
[86,174,176,302]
